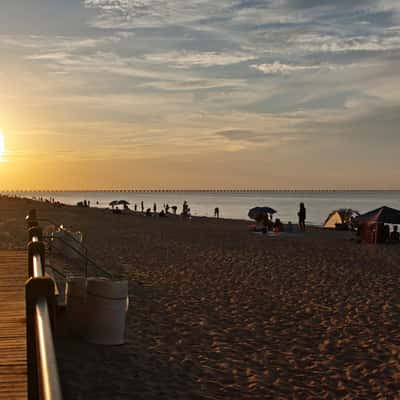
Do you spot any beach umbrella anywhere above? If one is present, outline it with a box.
[248,206,277,220]
[117,200,130,206]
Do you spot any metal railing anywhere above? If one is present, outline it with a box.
[39,217,112,279]
[26,210,63,400]
[35,297,62,400]
[38,217,90,257]
[48,234,112,279]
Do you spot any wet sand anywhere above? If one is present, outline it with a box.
[1,195,400,399]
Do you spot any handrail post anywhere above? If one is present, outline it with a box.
[29,226,43,242]
[25,277,56,400]
[26,209,39,228]
[28,241,46,278]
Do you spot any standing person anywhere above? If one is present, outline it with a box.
[141,201,144,212]
[298,202,306,231]
[390,226,399,242]
[183,200,188,215]
[214,207,219,218]
[153,203,157,213]
[134,204,137,212]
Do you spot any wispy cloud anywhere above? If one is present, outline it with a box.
[251,61,321,74]
[83,0,226,28]
[0,34,120,51]
[140,78,248,91]
[290,32,400,53]
[143,50,256,68]
[215,129,268,143]
[251,60,382,75]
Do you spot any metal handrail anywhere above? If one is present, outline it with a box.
[45,234,112,279]
[39,217,113,279]
[38,218,89,257]
[30,235,63,400]
[45,264,66,279]
[45,234,88,276]
[35,298,63,400]
[33,253,42,277]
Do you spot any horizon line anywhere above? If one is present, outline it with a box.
[1,189,400,193]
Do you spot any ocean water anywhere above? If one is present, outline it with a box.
[5,190,400,226]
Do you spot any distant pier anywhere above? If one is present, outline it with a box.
[3,188,400,194]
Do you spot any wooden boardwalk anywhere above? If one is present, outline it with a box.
[0,251,27,400]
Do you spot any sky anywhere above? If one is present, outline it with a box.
[0,0,399,189]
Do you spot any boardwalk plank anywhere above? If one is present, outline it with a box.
[0,251,27,400]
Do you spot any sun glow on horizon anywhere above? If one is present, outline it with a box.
[0,129,6,162]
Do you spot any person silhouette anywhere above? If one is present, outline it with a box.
[298,202,306,232]
[390,226,399,242]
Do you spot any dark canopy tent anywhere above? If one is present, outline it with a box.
[355,206,400,224]
[355,206,400,244]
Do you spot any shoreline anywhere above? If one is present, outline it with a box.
[3,194,329,229]
[1,193,330,228]
[3,190,400,228]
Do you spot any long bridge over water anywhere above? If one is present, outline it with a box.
[4,188,399,194]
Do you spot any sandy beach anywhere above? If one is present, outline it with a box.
[1,196,400,399]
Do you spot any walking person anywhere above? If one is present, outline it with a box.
[214,207,219,218]
[141,201,144,212]
[298,202,306,232]
[153,203,157,213]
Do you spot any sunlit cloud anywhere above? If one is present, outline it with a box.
[251,62,321,74]
[0,34,120,51]
[83,0,226,28]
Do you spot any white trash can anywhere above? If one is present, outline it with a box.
[86,278,129,345]
[65,276,87,336]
